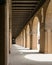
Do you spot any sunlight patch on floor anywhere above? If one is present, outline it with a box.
[13,44,29,50]
[24,54,52,62]
[13,44,52,62]
[14,44,40,53]
[19,49,39,53]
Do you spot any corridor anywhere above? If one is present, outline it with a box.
[9,44,52,65]
[0,0,52,65]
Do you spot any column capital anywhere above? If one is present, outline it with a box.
[45,28,52,32]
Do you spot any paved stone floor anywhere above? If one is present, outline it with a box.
[9,44,52,65]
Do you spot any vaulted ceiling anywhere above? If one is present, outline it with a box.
[12,0,46,38]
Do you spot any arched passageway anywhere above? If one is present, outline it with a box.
[32,17,40,50]
[44,0,52,53]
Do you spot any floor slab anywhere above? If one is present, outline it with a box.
[9,44,52,65]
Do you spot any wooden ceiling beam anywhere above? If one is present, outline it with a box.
[12,1,40,3]
[12,4,37,7]
[12,9,33,12]
[12,9,35,10]
[12,6,36,9]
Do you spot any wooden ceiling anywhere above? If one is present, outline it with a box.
[12,0,45,38]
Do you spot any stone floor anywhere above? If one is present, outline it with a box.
[9,44,52,65]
